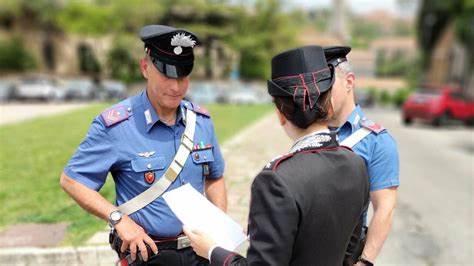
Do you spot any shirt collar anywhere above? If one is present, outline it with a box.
[292,129,330,146]
[339,104,365,134]
[290,129,333,153]
[140,90,185,132]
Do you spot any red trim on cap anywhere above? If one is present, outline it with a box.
[300,74,312,109]
[273,67,330,81]
[311,72,321,95]
[292,85,298,103]
[223,253,236,266]
[149,43,192,57]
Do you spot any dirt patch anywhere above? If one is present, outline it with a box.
[0,223,69,248]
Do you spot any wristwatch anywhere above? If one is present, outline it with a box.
[357,257,374,266]
[108,210,123,227]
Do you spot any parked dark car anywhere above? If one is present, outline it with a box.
[187,82,219,104]
[0,80,16,102]
[63,79,98,100]
[355,90,375,108]
[402,85,474,126]
[100,80,127,100]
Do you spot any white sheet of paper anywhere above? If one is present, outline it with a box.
[163,183,247,251]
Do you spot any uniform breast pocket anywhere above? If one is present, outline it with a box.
[191,148,214,177]
[131,156,166,184]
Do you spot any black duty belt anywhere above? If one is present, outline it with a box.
[110,230,192,266]
[150,234,191,250]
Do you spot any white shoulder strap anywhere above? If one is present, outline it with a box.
[339,127,371,148]
[118,109,196,215]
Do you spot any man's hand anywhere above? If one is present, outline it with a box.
[183,226,216,258]
[115,215,158,262]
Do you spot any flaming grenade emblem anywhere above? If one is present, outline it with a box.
[170,33,196,55]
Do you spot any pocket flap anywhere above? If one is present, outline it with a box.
[131,156,166,172]
[191,148,214,164]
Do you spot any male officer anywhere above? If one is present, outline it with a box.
[324,46,400,266]
[184,45,370,266]
[60,25,227,266]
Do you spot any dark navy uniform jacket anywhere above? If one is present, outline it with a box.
[210,131,369,266]
[64,90,225,237]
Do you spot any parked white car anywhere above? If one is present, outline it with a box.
[228,87,260,104]
[15,77,63,101]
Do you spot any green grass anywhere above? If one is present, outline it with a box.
[0,103,271,245]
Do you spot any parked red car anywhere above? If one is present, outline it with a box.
[402,86,474,126]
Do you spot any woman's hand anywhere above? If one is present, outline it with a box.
[183,226,217,259]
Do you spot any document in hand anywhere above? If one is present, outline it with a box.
[163,183,247,251]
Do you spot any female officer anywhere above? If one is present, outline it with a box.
[184,45,370,266]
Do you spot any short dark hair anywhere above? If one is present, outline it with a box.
[273,89,332,128]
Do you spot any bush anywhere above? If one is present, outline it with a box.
[379,90,392,106]
[0,37,37,71]
[239,48,269,80]
[366,86,379,100]
[392,87,413,108]
[106,42,142,84]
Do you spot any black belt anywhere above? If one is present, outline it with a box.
[151,235,191,250]
[110,230,191,254]
[111,231,192,266]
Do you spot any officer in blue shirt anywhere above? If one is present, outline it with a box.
[60,25,227,266]
[324,46,399,266]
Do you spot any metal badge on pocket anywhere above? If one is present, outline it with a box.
[144,171,155,184]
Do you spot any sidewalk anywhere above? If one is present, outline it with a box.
[0,113,290,265]
[0,102,91,126]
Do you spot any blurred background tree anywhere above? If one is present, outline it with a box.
[0,36,37,71]
[417,0,473,94]
[0,0,303,81]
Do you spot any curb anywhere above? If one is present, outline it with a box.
[0,246,116,266]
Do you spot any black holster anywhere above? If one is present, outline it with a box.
[343,225,368,265]
[109,229,153,266]
[109,229,124,258]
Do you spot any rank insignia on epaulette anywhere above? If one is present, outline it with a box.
[361,119,385,134]
[101,105,130,127]
[194,105,210,116]
[144,171,155,184]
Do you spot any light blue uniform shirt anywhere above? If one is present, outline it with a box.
[64,90,225,237]
[335,105,400,192]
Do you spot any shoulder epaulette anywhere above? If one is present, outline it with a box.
[264,152,295,171]
[183,101,210,117]
[101,104,131,127]
[361,119,385,134]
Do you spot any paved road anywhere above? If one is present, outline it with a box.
[224,108,474,265]
[0,102,91,125]
[367,108,473,265]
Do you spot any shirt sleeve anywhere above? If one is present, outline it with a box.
[207,119,225,179]
[367,132,400,191]
[63,117,117,191]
